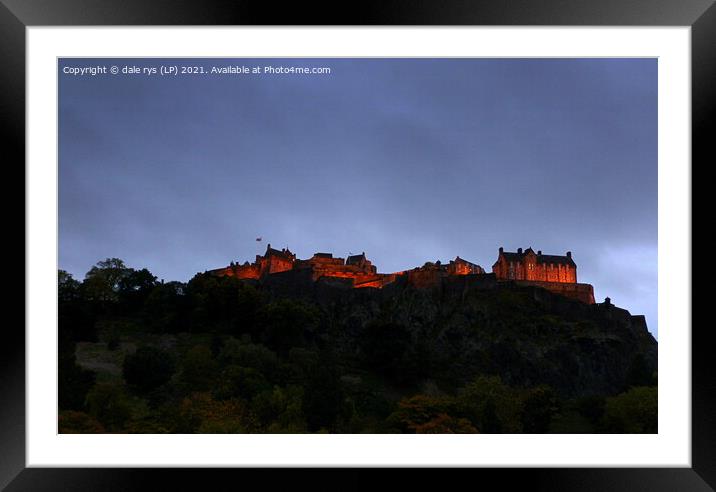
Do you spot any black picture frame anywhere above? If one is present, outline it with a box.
[3,0,711,489]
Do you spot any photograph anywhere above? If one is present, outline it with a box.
[4,0,709,483]
[57,57,658,435]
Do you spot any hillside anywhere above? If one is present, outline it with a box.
[58,262,658,434]
[262,272,657,398]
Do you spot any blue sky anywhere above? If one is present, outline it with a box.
[59,58,658,337]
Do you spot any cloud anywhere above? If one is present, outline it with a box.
[59,58,657,338]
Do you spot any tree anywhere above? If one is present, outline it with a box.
[359,320,412,384]
[176,392,256,433]
[456,375,523,433]
[58,270,97,342]
[260,299,320,355]
[388,394,447,431]
[186,273,265,334]
[179,345,219,392]
[413,414,478,434]
[214,365,270,400]
[82,258,132,305]
[601,386,657,433]
[119,268,157,293]
[520,385,558,433]
[387,394,474,433]
[58,411,105,433]
[143,281,189,333]
[58,342,96,411]
[58,270,81,302]
[85,383,132,431]
[218,338,279,382]
[575,395,606,426]
[302,356,345,432]
[118,268,158,313]
[250,386,306,432]
[123,346,175,393]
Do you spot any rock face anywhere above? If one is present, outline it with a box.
[257,273,657,398]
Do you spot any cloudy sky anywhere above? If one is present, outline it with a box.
[59,58,657,337]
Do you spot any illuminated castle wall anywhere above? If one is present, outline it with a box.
[210,245,484,290]
[492,247,577,283]
[209,244,594,303]
[492,247,594,304]
[217,245,295,280]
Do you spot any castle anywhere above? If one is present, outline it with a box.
[492,247,594,304]
[209,244,595,304]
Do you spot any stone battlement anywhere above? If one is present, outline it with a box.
[510,279,595,304]
[209,244,596,304]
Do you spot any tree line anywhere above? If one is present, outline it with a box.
[58,258,657,434]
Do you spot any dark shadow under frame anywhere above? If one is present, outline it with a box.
[1,0,712,489]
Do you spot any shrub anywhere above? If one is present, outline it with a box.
[359,320,412,384]
[259,299,321,355]
[122,346,175,393]
[58,346,96,411]
[58,410,105,433]
[520,385,558,433]
[251,386,306,432]
[177,392,256,433]
[179,345,219,392]
[85,383,132,431]
[413,414,478,434]
[575,395,606,426]
[456,375,523,433]
[387,394,466,433]
[601,386,657,433]
[214,365,270,400]
[218,338,279,381]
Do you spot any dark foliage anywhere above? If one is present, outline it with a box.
[123,346,175,393]
[58,341,96,411]
[186,274,264,335]
[57,261,657,434]
[359,320,413,385]
[625,353,657,389]
[575,395,607,426]
[301,353,347,431]
[521,386,558,433]
[258,299,320,356]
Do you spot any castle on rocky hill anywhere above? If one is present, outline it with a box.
[209,244,595,304]
[491,247,594,304]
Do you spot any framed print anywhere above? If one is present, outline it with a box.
[4,0,713,489]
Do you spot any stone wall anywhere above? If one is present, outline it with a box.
[513,280,595,304]
[210,247,598,305]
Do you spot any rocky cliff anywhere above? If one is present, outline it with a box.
[260,272,657,398]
